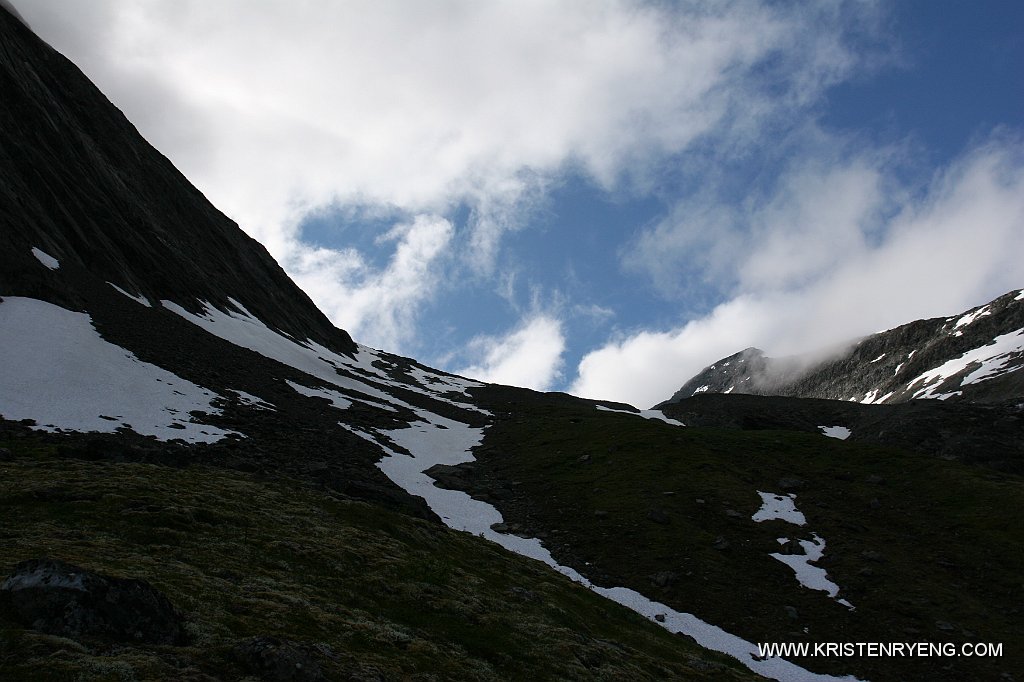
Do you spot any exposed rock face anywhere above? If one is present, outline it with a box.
[0,7,353,355]
[0,558,185,644]
[663,289,1024,406]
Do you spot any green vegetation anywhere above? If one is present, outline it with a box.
[471,389,1024,682]
[0,433,756,681]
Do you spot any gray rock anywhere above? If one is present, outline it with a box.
[784,605,799,620]
[712,536,730,551]
[778,538,805,555]
[233,636,324,681]
[0,558,184,645]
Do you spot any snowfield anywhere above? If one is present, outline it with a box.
[0,297,234,443]
[908,328,1024,399]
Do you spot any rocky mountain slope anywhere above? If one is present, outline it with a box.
[663,291,1024,406]
[2,6,1022,681]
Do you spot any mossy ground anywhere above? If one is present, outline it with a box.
[0,433,757,681]
[469,388,1024,682]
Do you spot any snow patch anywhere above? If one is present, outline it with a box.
[0,297,235,443]
[869,353,885,363]
[953,305,992,330]
[107,282,151,307]
[819,425,852,440]
[595,404,685,427]
[752,492,807,525]
[771,536,854,610]
[908,329,1024,398]
[229,389,274,411]
[693,384,709,394]
[286,380,353,411]
[31,247,59,270]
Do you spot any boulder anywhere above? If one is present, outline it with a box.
[0,558,185,644]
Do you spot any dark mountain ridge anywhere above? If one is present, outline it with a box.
[0,8,353,354]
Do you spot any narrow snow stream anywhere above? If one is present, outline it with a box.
[364,405,861,682]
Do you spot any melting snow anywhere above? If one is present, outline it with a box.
[908,329,1024,398]
[229,390,274,411]
[869,353,886,363]
[0,297,235,442]
[771,536,854,610]
[366,408,853,681]
[595,405,685,427]
[31,247,59,270]
[157,297,848,679]
[693,385,710,394]
[107,282,151,307]
[752,492,807,525]
[953,305,992,330]
[1015,289,1024,301]
[819,426,852,440]
[286,380,354,411]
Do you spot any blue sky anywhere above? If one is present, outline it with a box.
[20,0,1024,407]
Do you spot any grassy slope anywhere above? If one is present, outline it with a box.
[469,388,1024,682]
[0,434,757,681]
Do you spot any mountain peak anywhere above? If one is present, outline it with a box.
[662,288,1024,407]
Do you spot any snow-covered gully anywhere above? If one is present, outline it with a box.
[368,409,861,682]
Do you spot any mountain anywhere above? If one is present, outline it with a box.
[2,6,1022,681]
[663,291,1024,406]
[655,292,1024,475]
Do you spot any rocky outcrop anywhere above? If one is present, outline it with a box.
[663,289,1024,406]
[0,558,185,644]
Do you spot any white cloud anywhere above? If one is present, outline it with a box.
[576,133,1024,407]
[17,0,880,361]
[289,214,453,351]
[456,315,565,391]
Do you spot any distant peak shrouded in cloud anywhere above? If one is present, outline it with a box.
[15,1,1024,399]
[575,133,1024,408]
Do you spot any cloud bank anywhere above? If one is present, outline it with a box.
[456,316,566,391]
[18,0,878,356]
[576,133,1024,407]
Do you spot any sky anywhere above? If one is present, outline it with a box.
[15,0,1024,408]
